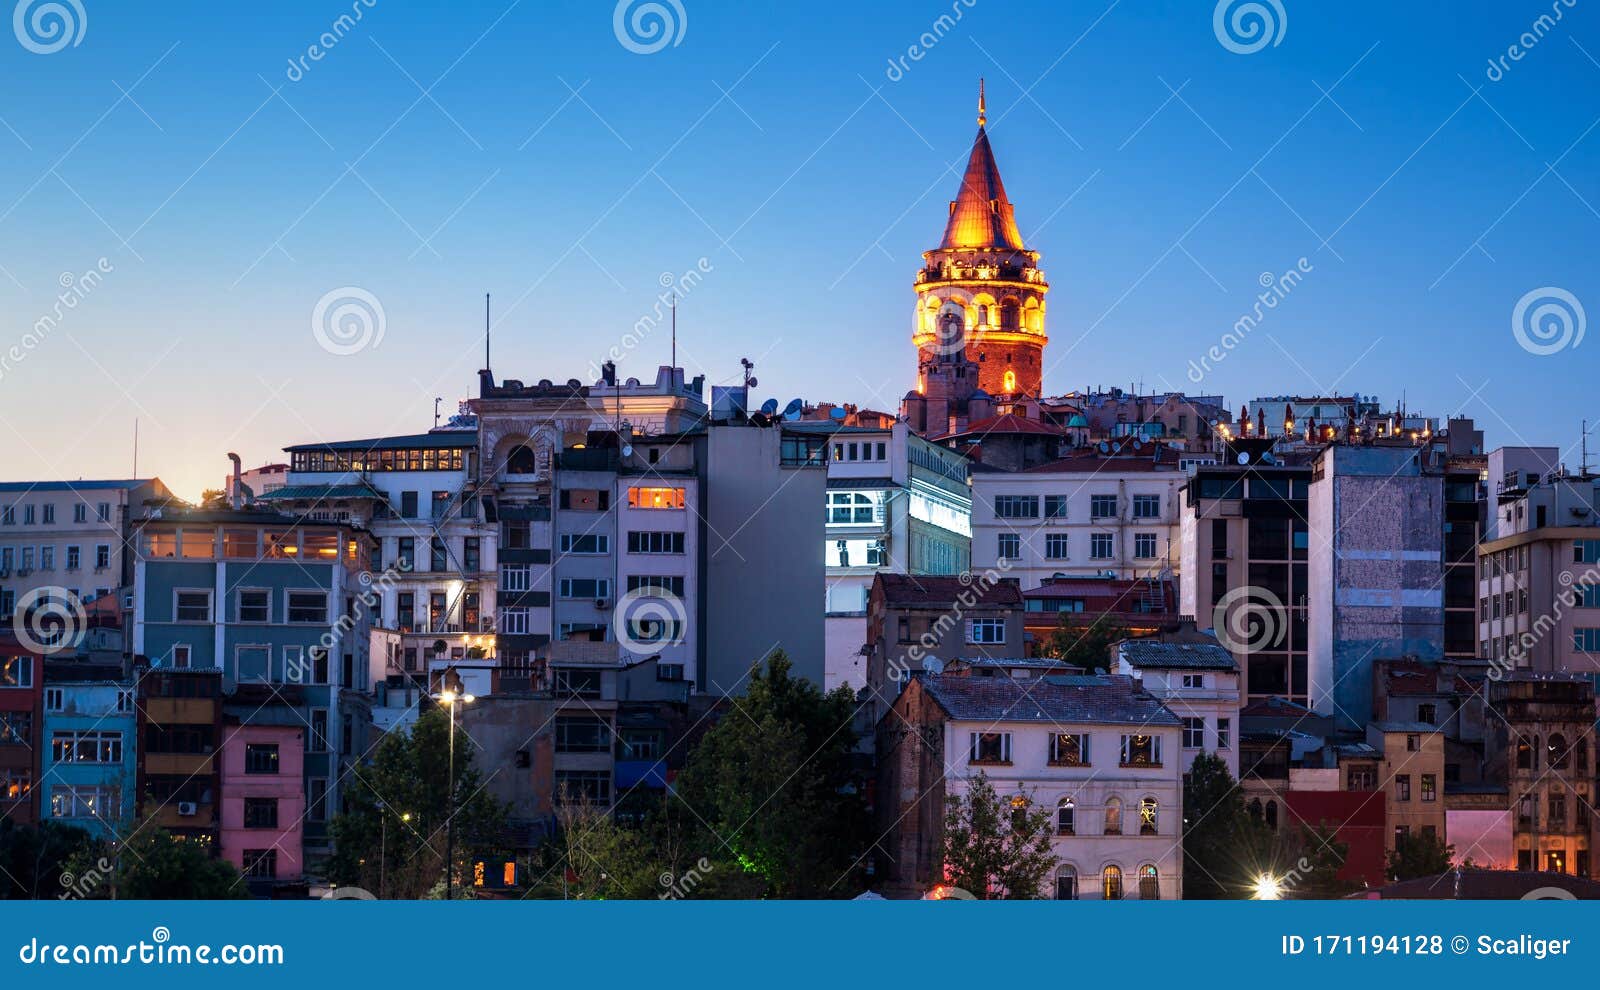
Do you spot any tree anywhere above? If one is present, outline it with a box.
[327,707,509,898]
[0,820,97,899]
[548,793,664,899]
[1039,614,1127,672]
[111,827,250,899]
[672,650,869,898]
[1389,830,1454,881]
[939,771,1056,899]
[199,488,230,509]
[1181,752,1259,899]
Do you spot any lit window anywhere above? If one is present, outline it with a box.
[628,487,685,510]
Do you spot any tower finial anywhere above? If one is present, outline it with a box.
[977,78,986,127]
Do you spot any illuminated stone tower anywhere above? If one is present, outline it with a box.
[913,81,1049,398]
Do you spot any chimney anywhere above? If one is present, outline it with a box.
[601,361,617,387]
[227,453,242,510]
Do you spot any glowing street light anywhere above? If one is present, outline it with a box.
[433,681,475,898]
[1252,874,1284,900]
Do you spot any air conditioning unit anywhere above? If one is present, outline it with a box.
[594,598,611,610]
[16,568,30,577]
[177,802,198,817]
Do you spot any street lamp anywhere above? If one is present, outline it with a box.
[434,687,475,898]
[376,803,412,899]
[1252,873,1284,900]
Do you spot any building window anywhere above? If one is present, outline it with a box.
[993,495,1039,519]
[500,608,530,635]
[1182,718,1204,749]
[969,731,1011,764]
[1217,717,1231,749]
[50,731,122,764]
[1057,799,1076,836]
[1181,673,1204,689]
[1139,864,1160,899]
[1102,865,1123,900]
[0,656,32,688]
[243,849,277,879]
[309,709,328,753]
[1090,533,1114,559]
[1120,734,1161,767]
[243,797,279,829]
[1055,866,1078,900]
[1045,534,1069,559]
[1043,495,1068,519]
[827,492,876,524]
[1132,495,1160,518]
[50,786,118,821]
[1090,495,1118,519]
[1421,774,1437,802]
[1139,797,1159,835]
[1050,733,1088,766]
[1133,533,1158,559]
[286,591,328,624]
[174,591,212,622]
[627,531,685,554]
[0,712,31,744]
[628,487,685,510]
[554,770,611,806]
[307,779,328,823]
[244,743,280,774]
[555,716,611,754]
[558,578,611,600]
[237,589,270,623]
[95,545,110,569]
[1395,774,1411,802]
[1417,703,1436,725]
[560,533,609,555]
[1104,797,1122,835]
[501,565,531,592]
[997,533,1021,560]
[967,618,1005,645]
[43,687,63,712]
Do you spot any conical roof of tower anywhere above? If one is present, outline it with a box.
[940,124,1026,251]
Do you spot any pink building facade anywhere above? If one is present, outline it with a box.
[219,722,305,888]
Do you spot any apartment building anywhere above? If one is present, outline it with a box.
[878,672,1184,899]
[1113,639,1241,778]
[1488,673,1594,876]
[219,715,305,891]
[0,637,41,825]
[863,572,1026,715]
[1369,721,1448,856]
[0,479,172,628]
[39,663,135,839]
[136,668,223,843]
[971,439,1188,589]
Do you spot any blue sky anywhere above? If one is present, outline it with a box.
[0,0,1596,498]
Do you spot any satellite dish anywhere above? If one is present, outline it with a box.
[747,377,758,388]
[782,398,804,421]
[621,444,634,458]
[1098,441,1110,454]
[1236,452,1250,465]
[922,656,945,675]
[759,398,779,416]
[1261,452,1277,465]
[829,407,847,421]
[1133,437,1144,450]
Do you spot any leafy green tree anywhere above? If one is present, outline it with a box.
[112,827,250,899]
[1389,829,1454,881]
[549,794,664,899]
[1040,615,1127,672]
[328,707,508,898]
[1181,752,1260,899]
[672,650,869,898]
[0,819,97,899]
[939,771,1056,899]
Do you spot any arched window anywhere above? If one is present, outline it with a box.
[1009,795,1030,832]
[1265,800,1279,830]
[1002,370,1017,393]
[1139,864,1160,900]
[1055,865,1078,900]
[1102,865,1123,901]
[1103,797,1122,835]
[999,299,1020,330]
[976,304,989,326]
[1057,798,1075,836]
[1248,798,1263,821]
[1516,736,1534,770]
[1139,797,1159,835]
[505,444,539,475]
[1550,733,1570,769]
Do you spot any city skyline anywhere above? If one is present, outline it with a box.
[2,0,1596,500]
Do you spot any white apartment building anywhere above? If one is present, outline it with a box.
[970,444,1191,590]
[0,479,172,628]
[1114,639,1242,779]
[881,673,1184,899]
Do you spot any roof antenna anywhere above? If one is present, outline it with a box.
[671,292,678,381]
[484,292,491,372]
[977,78,986,127]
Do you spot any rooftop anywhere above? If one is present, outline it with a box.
[0,479,156,492]
[283,429,476,453]
[916,672,1180,727]
[874,573,1023,608]
[1116,639,1237,671]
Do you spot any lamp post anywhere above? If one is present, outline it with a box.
[377,803,411,899]
[434,687,475,898]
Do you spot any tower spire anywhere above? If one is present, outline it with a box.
[977,78,986,127]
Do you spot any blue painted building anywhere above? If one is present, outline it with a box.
[130,507,377,868]
[39,662,136,840]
